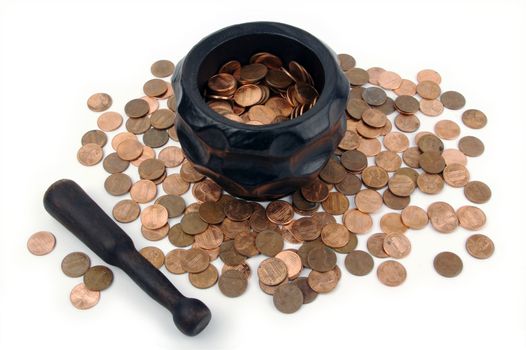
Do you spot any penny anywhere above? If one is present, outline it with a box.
[355,189,382,213]
[116,139,143,160]
[265,97,293,117]
[292,277,318,304]
[165,249,190,275]
[141,223,169,241]
[250,209,278,233]
[380,213,407,235]
[140,204,168,230]
[112,199,140,223]
[419,151,446,174]
[198,201,225,224]
[357,137,382,156]
[70,283,100,310]
[394,79,417,96]
[139,246,165,269]
[362,87,387,106]
[394,114,420,133]
[97,111,122,132]
[61,252,91,277]
[441,90,466,110]
[83,265,113,291]
[266,200,294,225]
[150,109,175,130]
[466,234,494,259]
[224,199,253,221]
[345,250,374,276]
[462,109,487,129]
[151,59,175,78]
[384,132,409,153]
[167,96,176,113]
[275,250,302,279]
[335,173,362,195]
[156,195,185,218]
[180,161,205,182]
[464,181,492,204]
[417,69,441,84]
[419,98,444,116]
[219,240,247,265]
[356,120,382,139]
[180,212,208,235]
[104,173,132,196]
[298,239,325,267]
[258,257,288,286]
[273,283,303,314]
[233,231,258,257]
[416,80,441,99]
[87,92,112,112]
[158,146,185,168]
[383,233,411,259]
[346,98,369,119]
[442,149,467,166]
[376,97,396,115]
[307,266,340,293]
[338,53,356,71]
[266,69,293,90]
[189,264,218,289]
[401,147,421,168]
[142,95,160,114]
[301,178,329,202]
[124,98,150,118]
[103,152,129,174]
[162,174,190,196]
[345,67,369,86]
[111,132,137,150]
[366,67,385,85]
[435,120,461,140]
[168,224,194,247]
[394,95,419,115]
[130,179,157,203]
[361,109,387,129]
[222,263,251,280]
[218,270,247,298]
[434,251,463,277]
[387,174,414,197]
[378,71,402,90]
[321,192,349,215]
[143,78,168,97]
[126,116,151,134]
[375,151,402,172]
[259,278,288,295]
[181,248,209,273]
[383,189,410,210]
[77,143,103,166]
[27,231,56,256]
[367,233,388,258]
[255,229,284,257]
[401,206,428,229]
[343,209,372,234]
[458,136,484,157]
[427,202,458,233]
[417,173,444,194]
[240,63,268,83]
[307,246,337,273]
[395,167,418,185]
[143,128,169,148]
[457,206,486,230]
[443,163,470,187]
[418,134,444,153]
[377,260,406,287]
[362,166,389,189]
[192,179,222,202]
[221,218,250,240]
[341,150,367,173]
[319,158,347,184]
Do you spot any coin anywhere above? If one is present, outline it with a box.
[343,209,372,234]
[427,202,458,233]
[321,192,349,215]
[70,283,100,310]
[354,189,382,213]
[458,136,484,157]
[104,173,132,196]
[27,231,56,256]
[219,269,247,297]
[181,248,209,273]
[300,178,329,203]
[442,149,467,166]
[222,263,251,280]
[345,68,369,86]
[319,158,347,184]
[83,265,113,291]
[255,229,284,257]
[195,225,224,250]
[433,251,463,277]
[307,246,337,272]
[126,116,151,134]
[97,111,122,132]
[375,151,402,172]
[156,194,185,218]
[443,163,470,187]
[168,224,194,247]
[225,199,254,221]
[158,146,184,168]
[112,199,140,223]
[383,233,411,259]
[417,173,444,194]
[464,181,491,203]
[151,59,175,78]
[139,246,165,269]
[462,109,487,129]
[383,189,410,210]
[419,98,444,116]
[189,264,218,289]
[275,250,302,279]
[130,179,157,203]
[346,98,369,119]
[292,277,318,304]
[291,217,320,241]
[307,266,340,293]
[144,78,168,97]
[441,91,465,110]
[378,71,402,90]
[140,204,168,230]
[362,87,387,106]
[143,128,169,148]
[162,174,190,196]
[141,223,169,241]
[335,173,362,195]
[116,139,143,160]
[435,120,460,140]
[103,152,129,174]
[388,174,415,197]
[416,80,441,99]
[125,98,150,118]
[394,95,419,115]
[337,53,356,71]
[77,143,103,166]
[61,252,91,277]
[265,200,294,225]
[417,69,441,84]
[180,212,208,235]
[419,151,446,174]
[87,93,112,112]
[344,250,374,276]
[273,283,303,314]
[380,213,407,235]
[362,166,389,188]
[198,201,225,224]
[150,109,175,129]
[377,260,406,287]
[466,234,494,259]
[384,132,410,153]
[341,149,368,172]
[401,206,428,229]
[219,240,247,265]
[457,205,486,230]
[367,233,388,258]
[417,134,444,153]
[258,257,288,286]
[165,249,187,274]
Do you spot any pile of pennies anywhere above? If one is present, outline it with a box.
[204,52,319,125]
[30,53,494,314]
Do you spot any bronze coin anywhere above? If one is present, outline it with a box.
[457,205,486,230]
[394,114,420,133]
[312,211,337,231]
[416,80,441,99]
[375,151,402,172]
[466,234,494,259]
[111,132,137,151]
[266,200,294,225]
[258,257,288,286]
[394,79,417,96]
[343,209,372,234]
[345,67,369,86]
[125,98,150,118]
[140,204,168,230]
[180,212,208,235]
[367,233,388,258]
[388,174,415,197]
[383,233,411,259]
[297,239,325,267]
[167,96,176,112]
[77,143,103,166]
[199,201,225,224]
[273,283,304,314]
[259,278,288,295]
[458,136,484,157]
[378,71,402,90]
[402,147,421,168]
[417,173,444,194]
[435,120,461,140]
[219,240,247,265]
[355,189,383,213]
[362,166,389,189]
[70,283,100,310]
[218,269,247,298]
[292,277,318,304]
[433,251,463,277]
[376,97,396,115]
[61,252,91,277]
[337,53,356,71]
[168,224,194,247]
[443,163,470,187]
[27,231,56,256]
[346,98,369,119]
[143,128,169,148]
[83,265,113,291]
[234,231,258,257]
[265,96,293,117]
[165,249,187,274]
[341,149,368,172]
[141,223,169,241]
[384,132,409,152]
[377,260,406,287]
[87,92,112,112]
[307,266,340,293]
[156,194,185,218]
[383,189,410,210]
[419,151,446,174]
[104,173,132,196]
[440,91,466,110]
[180,161,206,183]
[250,209,278,233]
[464,181,491,204]
[255,229,284,257]
[462,109,487,129]
[442,149,468,166]
[427,202,458,233]
[158,146,185,168]
[126,116,151,134]
[367,67,385,85]
[356,119,382,139]
[181,248,210,273]
[240,63,268,83]
[362,108,387,128]
[142,95,160,114]
[319,158,347,184]
[394,95,419,114]
[162,174,190,196]
[103,152,129,174]
[150,109,175,129]
[131,146,155,167]
[308,246,337,272]
[417,134,444,153]
[130,179,157,203]
[419,99,444,116]
[401,206,428,229]
[345,250,374,276]
[233,84,262,107]
[189,264,218,289]
[362,87,387,106]
[143,78,168,97]
[112,199,140,223]
[335,172,362,195]
[380,213,407,235]
[417,69,441,84]
[151,59,175,78]
[192,179,222,202]
[221,218,250,240]
[224,199,254,221]
[97,111,122,132]
[301,178,330,203]
[139,246,165,269]
[321,192,349,215]
[222,263,251,280]
[275,250,303,279]
[116,139,143,160]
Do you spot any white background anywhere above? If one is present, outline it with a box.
[1,0,525,349]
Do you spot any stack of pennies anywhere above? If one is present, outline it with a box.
[203,52,319,125]
[67,53,496,314]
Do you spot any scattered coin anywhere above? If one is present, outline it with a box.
[151,59,175,78]
[417,69,441,84]
[139,246,165,269]
[83,265,114,291]
[377,260,407,287]
[434,120,460,140]
[112,199,140,223]
[27,231,56,256]
[433,251,463,278]
[383,233,411,259]
[401,206,428,229]
[140,204,168,230]
[345,250,374,276]
[87,93,112,112]
[165,249,187,274]
[427,202,458,233]
[292,277,318,304]
[219,270,247,297]
[103,152,129,174]
[307,266,340,293]
[464,180,492,204]
[273,283,303,314]
[440,90,466,110]
[104,173,132,196]
[61,252,91,277]
[457,205,486,230]
[189,264,219,289]
[466,234,494,259]
[70,283,100,310]
[258,257,288,286]
[77,143,103,166]
[97,111,123,132]
[255,229,284,257]
[462,109,487,129]
[308,246,337,272]
[275,250,302,279]
[181,248,210,273]
[458,136,485,157]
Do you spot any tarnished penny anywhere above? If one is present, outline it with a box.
[345,67,369,86]
[383,189,410,210]
[124,98,150,118]
[300,178,330,203]
[291,217,320,241]
[380,213,407,235]
[180,212,208,235]
[111,132,137,151]
[464,181,491,204]
[443,163,470,187]
[151,59,175,78]
[394,114,420,133]
[377,260,406,287]
[130,179,157,203]
[383,233,411,259]
[466,234,494,259]
[319,158,347,184]
[218,270,247,297]
[158,146,184,168]
[341,150,367,172]
[276,250,302,279]
[87,93,112,112]
[458,136,484,157]
[417,134,444,153]
[435,120,460,140]
[345,250,374,276]
[165,249,187,274]
[225,199,253,221]
[104,173,132,196]
[181,248,210,273]
[195,225,224,250]
[140,204,168,230]
[321,192,349,215]
[258,257,288,286]
[116,139,143,160]
[27,231,56,256]
[189,264,218,289]
[70,283,100,310]
[273,283,303,314]
[457,206,486,230]
[97,111,122,131]
[434,251,463,277]
[355,189,382,213]
[141,223,169,241]
[61,252,91,277]
[265,200,294,225]
[139,246,165,269]
[367,233,388,258]
[337,53,356,71]
[462,109,487,129]
[394,95,419,115]
[335,173,362,195]
[401,206,428,229]
[292,277,318,304]
[156,195,185,218]
[77,143,103,166]
[112,199,140,223]
[150,109,175,129]
[441,91,466,110]
[308,246,337,272]
[199,201,225,224]
[143,128,169,148]
[362,87,387,106]
[416,80,441,99]
[419,151,445,174]
[362,166,389,188]
[255,229,284,257]
[144,78,168,97]
[427,202,458,233]
[168,224,194,247]
[417,173,444,194]
[103,152,129,174]
[343,209,372,234]
[83,265,113,291]
[307,266,340,293]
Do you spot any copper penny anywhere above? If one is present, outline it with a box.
[116,139,143,160]
[143,128,169,148]
[181,248,210,273]
[266,200,294,225]
[150,109,175,129]
[394,114,420,133]
[141,223,169,241]
[111,132,137,151]
[364,67,384,85]
[298,240,324,268]
[300,178,330,203]
[401,206,428,229]
[138,159,165,181]
[97,111,122,132]
[319,158,347,184]
[156,195,185,218]
[383,233,411,259]
[143,78,168,97]
[130,179,157,203]
[165,249,187,274]
[457,206,486,230]
[124,98,150,118]
[231,231,257,257]
[218,270,247,298]
[427,202,458,233]
[388,174,415,197]
[434,251,463,277]
[356,120,382,139]
[192,179,222,202]
[158,146,184,168]
[87,93,112,112]
[276,250,302,279]
[394,95,419,115]
[362,166,389,188]
[442,149,467,166]
[199,201,225,224]
[104,173,132,196]
[292,277,318,304]
[338,53,356,71]
[77,143,103,166]
[273,283,304,314]
[443,163,470,187]
[417,173,444,194]
[142,96,160,114]
[393,79,416,96]
[458,136,484,157]
[462,109,487,129]
[358,137,382,156]
[61,252,91,277]
[345,250,374,276]
[70,283,100,310]
[112,199,140,223]
[140,204,168,230]
[417,69,441,84]
[221,218,250,240]
[464,181,491,204]
[103,152,129,174]
[378,71,402,90]
[168,224,194,247]
[435,120,461,140]
[225,199,254,221]
[240,63,268,83]
[416,80,441,99]
[380,213,407,235]
[346,98,369,119]
[441,91,466,110]
[343,209,372,234]
[377,260,406,287]
[335,173,362,195]
[466,234,494,259]
[355,189,383,213]
[219,240,247,265]
[383,189,410,210]
[233,84,262,107]
[319,223,349,248]
[258,257,288,286]
[307,266,340,293]
[151,59,175,78]
[131,146,155,167]
[255,229,284,257]
[341,149,368,173]
[417,134,444,153]
[189,264,218,289]
[419,151,446,174]
[345,67,369,86]
[27,231,56,256]
[402,147,421,168]
[321,192,349,215]
[367,233,388,258]
[362,87,387,106]
[419,98,444,116]
[375,151,402,172]
[180,212,208,235]
[83,265,113,291]
[162,174,190,196]
[139,246,165,269]
[222,263,251,280]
